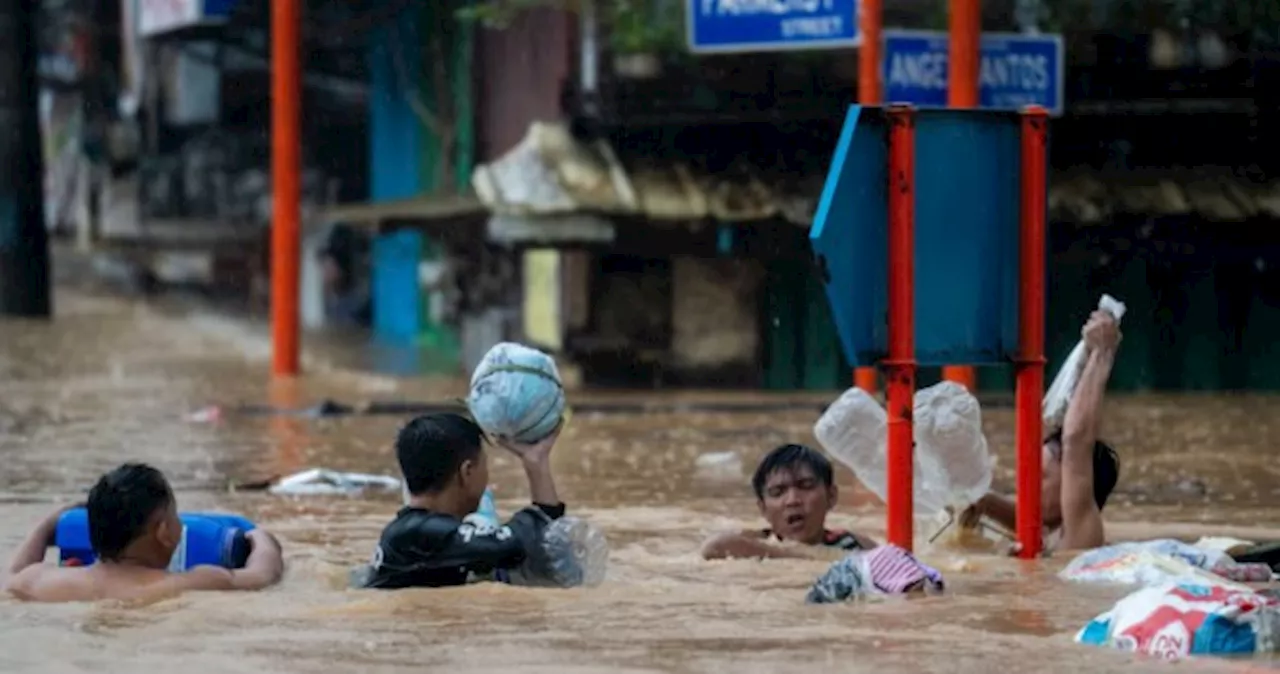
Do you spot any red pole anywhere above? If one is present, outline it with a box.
[884,104,917,551]
[1015,106,1049,559]
[855,0,883,394]
[271,0,301,376]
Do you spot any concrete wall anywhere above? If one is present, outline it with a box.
[670,257,763,371]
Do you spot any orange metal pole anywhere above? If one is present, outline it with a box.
[884,104,917,551]
[947,0,981,108]
[854,367,879,392]
[942,365,977,390]
[271,0,301,376]
[858,0,882,105]
[942,0,981,389]
[1015,106,1049,559]
[855,0,883,394]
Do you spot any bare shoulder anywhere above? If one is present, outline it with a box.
[1059,510,1106,552]
[4,566,98,603]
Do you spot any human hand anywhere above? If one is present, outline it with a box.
[39,503,82,545]
[246,529,281,550]
[1082,310,1121,353]
[496,421,562,468]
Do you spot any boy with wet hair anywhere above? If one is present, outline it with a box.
[702,444,878,560]
[362,412,567,588]
[4,463,284,602]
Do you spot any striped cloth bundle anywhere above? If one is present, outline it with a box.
[806,544,945,604]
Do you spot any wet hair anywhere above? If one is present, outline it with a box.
[751,444,835,500]
[396,413,485,495]
[86,463,175,561]
[1046,431,1121,509]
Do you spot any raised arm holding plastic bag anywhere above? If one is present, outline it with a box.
[963,307,1124,552]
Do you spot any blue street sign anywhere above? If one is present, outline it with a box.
[687,0,860,54]
[883,30,1065,116]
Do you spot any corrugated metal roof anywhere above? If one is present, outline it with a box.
[472,122,1280,227]
[471,122,821,226]
[1050,171,1280,224]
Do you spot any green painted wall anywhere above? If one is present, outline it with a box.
[764,225,1280,393]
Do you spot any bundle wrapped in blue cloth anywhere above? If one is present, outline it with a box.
[467,342,565,444]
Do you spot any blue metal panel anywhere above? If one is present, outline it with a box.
[810,106,1027,367]
[914,110,1021,365]
[809,106,887,367]
[372,229,423,342]
[367,12,423,201]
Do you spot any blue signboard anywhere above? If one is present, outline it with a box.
[687,0,860,54]
[883,30,1065,116]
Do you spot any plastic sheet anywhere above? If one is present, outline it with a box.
[467,342,565,444]
[511,516,609,589]
[268,469,401,496]
[1043,294,1127,435]
[1061,539,1275,588]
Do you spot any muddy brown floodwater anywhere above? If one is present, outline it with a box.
[2,289,1278,674]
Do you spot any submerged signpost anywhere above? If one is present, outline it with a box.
[810,104,1049,557]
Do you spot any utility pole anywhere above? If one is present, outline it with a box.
[0,0,52,317]
[271,0,301,375]
[855,0,882,395]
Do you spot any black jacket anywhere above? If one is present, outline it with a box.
[363,502,565,589]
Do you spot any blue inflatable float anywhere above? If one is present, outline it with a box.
[56,508,256,571]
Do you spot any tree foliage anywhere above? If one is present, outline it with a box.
[458,0,1280,51]
[457,0,686,53]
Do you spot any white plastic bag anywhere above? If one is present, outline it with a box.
[1042,294,1127,435]
[268,469,401,496]
[913,382,994,513]
[814,387,889,502]
[814,382,993,515]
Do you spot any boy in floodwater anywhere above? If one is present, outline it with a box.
[3,463,284,602]
[959,310,1123,552]
[702,444,878,560]
[361,413,567,589]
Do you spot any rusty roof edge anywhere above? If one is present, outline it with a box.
[473,123,1280,226]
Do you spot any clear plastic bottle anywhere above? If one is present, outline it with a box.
[462,487,501,532]
[510,516,609,588]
